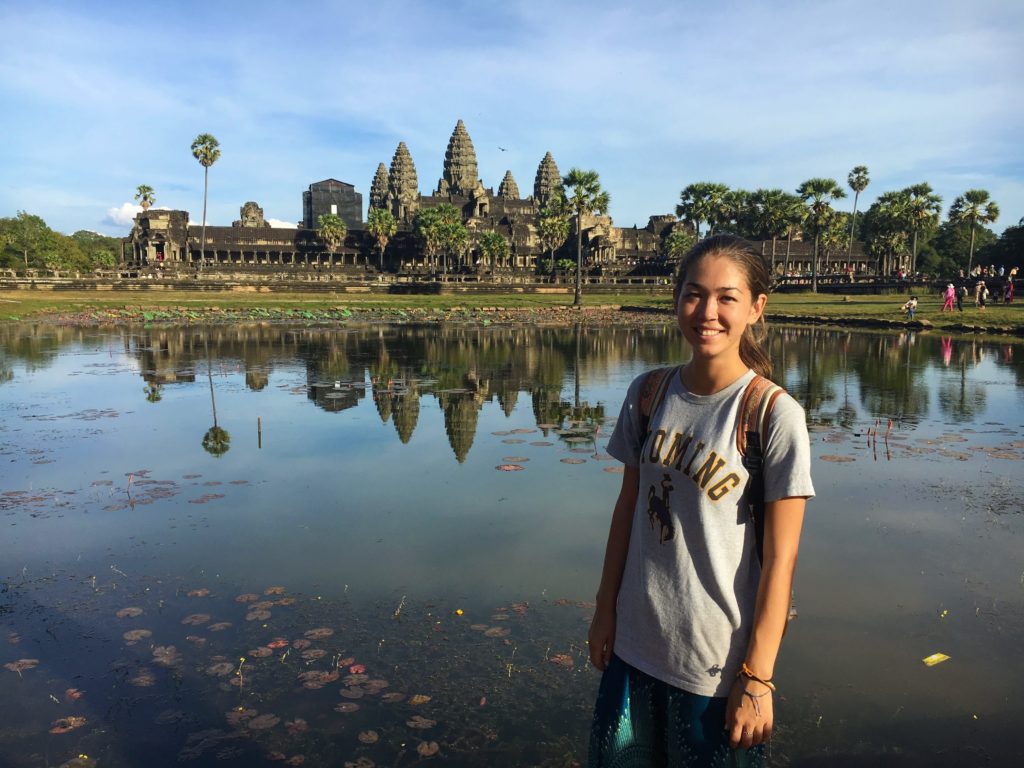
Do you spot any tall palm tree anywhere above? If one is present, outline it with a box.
[190,133,221,267]
[903,183,942,274]
[797,178,847,291]
[202,334,230,457]
[366,207,397,271]
[949,189,1000,274]
[846,166,869,259]
[134,185,155,211]
[676,182,729,239]
[562,169,610,307]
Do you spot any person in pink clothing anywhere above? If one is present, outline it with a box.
[942,283,956,312]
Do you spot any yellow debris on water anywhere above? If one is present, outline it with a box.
[922,652,950,666]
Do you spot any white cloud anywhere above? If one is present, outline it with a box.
[105,202,142,227]
[267,218,298,228]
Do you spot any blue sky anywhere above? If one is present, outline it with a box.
[1,0,1021,236]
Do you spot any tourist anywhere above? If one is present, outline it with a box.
[588,235,814,767]
[942,283,956,312]
[957,284,967,312]
[976,280,989,310]
[902,296,918,321]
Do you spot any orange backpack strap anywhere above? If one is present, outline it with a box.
[738,374,786,567]
[639,365,679,442]
[736,374,784,457]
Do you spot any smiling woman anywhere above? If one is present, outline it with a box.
[587,235,814,766]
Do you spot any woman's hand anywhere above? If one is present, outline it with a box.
[587,604,616,671]
[726,676,773,750]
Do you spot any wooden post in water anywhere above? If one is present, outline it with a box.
[257,417,262,449]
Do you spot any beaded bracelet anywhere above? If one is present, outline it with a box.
[737,662,776,692]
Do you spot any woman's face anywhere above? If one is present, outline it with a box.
[674,254,767,364]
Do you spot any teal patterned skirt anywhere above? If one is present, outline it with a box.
[588,655,765,768]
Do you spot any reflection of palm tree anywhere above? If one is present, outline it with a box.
[202,334,230,457]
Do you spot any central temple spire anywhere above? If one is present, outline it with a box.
[436,119,479,197]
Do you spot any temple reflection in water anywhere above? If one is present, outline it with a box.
[1,322,1019,462]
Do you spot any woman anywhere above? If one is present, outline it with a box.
[588,236,814,767]
[942,283,956,312]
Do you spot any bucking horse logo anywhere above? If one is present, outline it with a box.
[647,473,675,544]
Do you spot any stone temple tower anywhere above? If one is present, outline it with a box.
[498,170,520,200]
[387,142,419,222]
[534,152,563,208]
[436,119,480,197]
[369,163,390,211]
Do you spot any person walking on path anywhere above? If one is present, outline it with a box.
[942,283,956,312]
[957,284,967,312]
[587,235,814,767]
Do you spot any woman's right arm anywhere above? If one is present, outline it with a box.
[588,465,640,671]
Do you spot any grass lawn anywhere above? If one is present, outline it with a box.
[1,288,1022,333]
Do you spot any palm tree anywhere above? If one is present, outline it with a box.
[846,166,869,259]
[537,193,570,273]
[749,189,791,272]
[413,204,464,274]
[562,168,610,307]
[780,193,805,277]
[797,178,846,291]
[864,192,911,275]
[134,185,155,211]
[202,335,230,457]
[317,213,347,260]
[676,182,729,239]
[190,133,221,267]
[476,231,509,272]
[904,184,942,274]
[366,207,397,271]
[949,189,1000,274]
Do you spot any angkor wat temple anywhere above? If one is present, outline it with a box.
[123,120,868,279]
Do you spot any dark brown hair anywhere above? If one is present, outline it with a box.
[674,234,773,380]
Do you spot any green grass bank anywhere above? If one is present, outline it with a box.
[2,289,1023,336]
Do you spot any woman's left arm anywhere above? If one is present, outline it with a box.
[726,495,807,750]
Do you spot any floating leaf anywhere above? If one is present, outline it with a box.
[549,653,575,668]
[358,730,379,744]
[416,741,440,757]
[560,458,586,465]
[304,627,333,640]
[484,627,510,638]
[495,464,525,472]
[408,694,432,706]
[4,658,39,673]
[187,588,211,597]
[123,629,153,642]
[248,714,280,730]
[49,715,87,734]
[407,714,437,729]
[819,455,856,463]
[181,614,211,626]
[116,606,144,618]
[334,702,360,713]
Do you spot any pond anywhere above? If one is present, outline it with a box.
[1,321,1022,767]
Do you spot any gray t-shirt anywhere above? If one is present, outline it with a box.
[606,367,815,697]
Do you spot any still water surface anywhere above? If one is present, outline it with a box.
[1,322,1022,766]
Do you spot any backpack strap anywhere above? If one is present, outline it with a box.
[738,374,784,565]
[639,365,680,444]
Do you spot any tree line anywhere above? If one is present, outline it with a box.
[672,169,1017,287]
